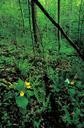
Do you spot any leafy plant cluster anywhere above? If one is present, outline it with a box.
[1,50,84,128]
[46,57,84,128]
[1,67,51,128]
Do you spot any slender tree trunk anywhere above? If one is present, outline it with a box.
[18,0,25,33]
[31,0,44,56]
[66,0,72,36]
[27,0,35,56]
[31,0,39,50]
[45,0,48,36]
[78,0,83,42]
[81,14,84,44]
[69,0,73,36]
[31,1,37,43]
[58,0,61,52]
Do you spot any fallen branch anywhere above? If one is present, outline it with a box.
[32,0,84,61]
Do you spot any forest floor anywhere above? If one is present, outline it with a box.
[0,38,84,128]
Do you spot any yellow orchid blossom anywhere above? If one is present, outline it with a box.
[20,91,25,96]
[25,81,31,89]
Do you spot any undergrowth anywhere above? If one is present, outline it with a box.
[0,38,84,128]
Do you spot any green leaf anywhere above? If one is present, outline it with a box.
[15,79,25,91]
[65,112,71,124]
[16,96,28,109]
[26,90,34,97]
[73,108,80,122]
[69,88,75,96]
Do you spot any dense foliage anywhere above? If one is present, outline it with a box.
[0,0,84,128]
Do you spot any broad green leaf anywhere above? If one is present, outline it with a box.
[16,96,28,109]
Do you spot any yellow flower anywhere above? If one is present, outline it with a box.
[20,91,24,96]
[25,81,31,89]
[70,80,75,86]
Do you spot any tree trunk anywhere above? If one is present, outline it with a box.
[31,0,41,51]
[69,0,73,36]
[45,0,48,36]
[31,0,44,55]
[78,0,83,42]
[58,0,61,52]
[27,0,35,55]
[66,0,73,36]
[18,0,25,33]
[31,1,38,44]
